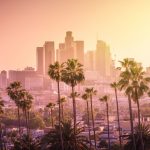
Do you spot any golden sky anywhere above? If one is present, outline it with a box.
[0,0,150,70]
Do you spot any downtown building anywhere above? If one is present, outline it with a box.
[56,31,84,65]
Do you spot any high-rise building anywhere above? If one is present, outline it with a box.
[65,31,74,60]
[74,41,84,65]
[85,50,95,71]
[95,40,112,77]
[57,31,84,64]
[43,41,55,75]
[36,47,44,75]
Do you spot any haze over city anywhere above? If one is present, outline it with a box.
[1,0,150,70]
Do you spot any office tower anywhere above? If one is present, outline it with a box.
[56,31,84,64]
[74,41,84,65]
[65,31,74,60]
[36,47,44,75]
[43,41,55,75]
[85,50,95,71]
[8,67,39,88]
[56,43,66,63]
[95,40,112,77]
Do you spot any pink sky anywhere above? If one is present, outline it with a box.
[1,0,150,70]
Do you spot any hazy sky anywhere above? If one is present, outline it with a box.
[1,0,150,70]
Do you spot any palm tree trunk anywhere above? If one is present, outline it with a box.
[135,89,144,150]
[57,80,64,150]
[17,106,21,135]
[106,102,110,150]
[51,108,54,127]
[61,104,64,121]
[128,94,136,150]
[71,85,77,150]
[86,100,92,149]
[27,111,30,136]
[90,95,96,149]
[25,109,29,136]
[114,88,122,149]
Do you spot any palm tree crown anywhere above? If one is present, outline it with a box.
[61,59,85,87]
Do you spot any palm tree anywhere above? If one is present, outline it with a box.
[84,87,97,149]
[20,90,33,136]
[129,64,150,150]
[46,102,56,127]
[48,61,64,150]
[41,120,89,150]
[13,134,40,150]
[61,59,85,147]
[124,124,150,150]
[7,81,23,135]
[99,95,110,150]
[118,58,137,150]
[82,93,92,149]
[0,97,4,115]
[110,82,122,149]
[60,96,67,121]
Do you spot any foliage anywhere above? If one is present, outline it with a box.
[13,135,40,150]
[61,59,85,87]
[124,124,150,150]
[41,120,89,150]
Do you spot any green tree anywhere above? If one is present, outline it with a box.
[46,102,56,127]
[41,120,89,150]
[84,87,97,149]
[61,59,85,148]
[82,93,92,149]
[99,95,110,150]
[110,82,122,149]
[48,61,64,150]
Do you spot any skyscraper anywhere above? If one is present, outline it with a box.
[43,41,55,75]
[74,41,84,65]
[57,31,84,64]
[65,31,74,60]
[85,50,95,71]
[95,40,112,77]
[36,47,44,75]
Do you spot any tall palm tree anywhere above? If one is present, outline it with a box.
[99,95,110,150]
[41,120,89,150]
[129,64,150,150]
[118,58,137,150]
[46,102,56,127]
[48,61,64,150]
[82,93,92,149]
[110,82,122,149]
[20,90,33,136]
[60,96,67,121]
[61,59,85,148]
[85,87,97,149]
[7,81,23,135]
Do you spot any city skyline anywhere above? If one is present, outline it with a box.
[1,0,150,70]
